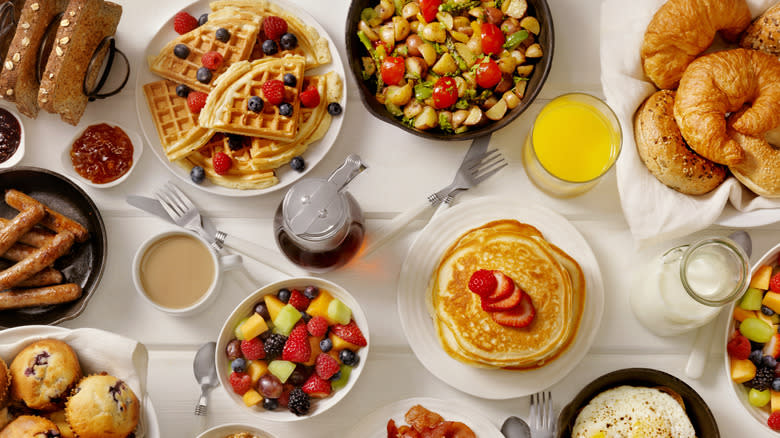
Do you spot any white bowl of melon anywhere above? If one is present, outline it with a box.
[216,277,369,421]
[725,242,780,432]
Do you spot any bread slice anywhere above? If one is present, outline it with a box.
[38,0,121,125]
[0,0,69,118]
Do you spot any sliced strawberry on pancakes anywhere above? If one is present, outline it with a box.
[483,284,524,311]
[485,272,514,302]
[468,269,497,298]
[491,293,536,328]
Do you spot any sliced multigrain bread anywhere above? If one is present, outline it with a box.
[38,0,121,125]
[0,0,69,118]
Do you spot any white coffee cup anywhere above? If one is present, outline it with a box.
[132,230,242,316]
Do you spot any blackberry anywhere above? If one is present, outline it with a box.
[264,333,287,359]
[288,388,310,416]
[746,366,775,390]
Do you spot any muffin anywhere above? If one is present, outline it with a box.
[45,411,74,438]
[0,357,11,409]
[9,340,82,411]
[0,415,61,437]
[65,375,139,438]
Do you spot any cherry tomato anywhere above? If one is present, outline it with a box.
[476,58,502,88]
[381,56,406,86]
[480,22,505,56]
[432,77,458,109]
[420,0,442,23]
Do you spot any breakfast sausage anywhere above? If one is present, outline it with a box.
[15,268,64,287]
[0,218,55,247]
[0,283,81,309]
[0,231,74,290]
[1,243,35,262]
[0,205,45,255]
[4,190,88,242]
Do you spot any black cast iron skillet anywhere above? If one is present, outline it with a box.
[346,0,555,141]
[556,368,720,437]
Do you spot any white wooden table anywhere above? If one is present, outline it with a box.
[11,0,778,435]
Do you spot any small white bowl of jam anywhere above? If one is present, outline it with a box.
[61,120,143,188]
[0,103,24,169]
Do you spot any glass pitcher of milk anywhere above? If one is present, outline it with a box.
[631,237,750,337]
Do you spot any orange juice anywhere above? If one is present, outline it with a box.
[531,95,620,183]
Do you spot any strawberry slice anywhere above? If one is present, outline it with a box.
[491,294,535,328]
[483,284,524,311]
[765,334,780,359]
[485,272,513,302]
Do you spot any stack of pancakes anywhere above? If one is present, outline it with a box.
[429,220,585,369]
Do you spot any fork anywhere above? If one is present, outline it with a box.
[529,391,554,438]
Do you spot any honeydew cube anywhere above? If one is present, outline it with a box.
[242,389,263,407]
[268,360,296,383]
[234,317,249,341]
[306,290,334,319]
[272,304,302,336]
[751,266,773,290]
[264,295,285,322]
[734,307,756,322]
[740,288,765,311]
[772,390,780,413]
[240,313,268,340]
[330,333,360,352]
[330,364,352,390]
[763,292,780,315]
[247,360,268,384]
[327,299,352,325]
[731,359,757,384]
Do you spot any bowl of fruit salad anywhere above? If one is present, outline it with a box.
[216,277,369,421]
[725,242,780,432]
[346,0,554,139]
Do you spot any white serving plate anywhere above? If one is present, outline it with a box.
[397,197,605,399]
[135,0,346,197]
[197,423,277,438]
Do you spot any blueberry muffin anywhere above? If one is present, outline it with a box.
[9,340,82,411]
[65,375,139,438]
[44,410,74,438]
[0,415,61,437]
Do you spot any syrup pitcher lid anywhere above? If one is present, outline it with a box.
[283,154,366,239]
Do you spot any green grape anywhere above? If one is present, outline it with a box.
[749,388,771,408]
[740,318,774,343]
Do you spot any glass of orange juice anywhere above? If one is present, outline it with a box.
[522,93,622,197]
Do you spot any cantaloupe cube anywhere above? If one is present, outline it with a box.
[264,295,285,322]
[240,313,268,340]
[303,336,324,366]
[242,389,263,406]
[763,292,780,314]
[247,360,268,384]
[734,307,756,322]
[306,290,334,319]
[772,390,780,413]
[752,266,774,290]
[330,333,360,352]
[731,359,757,384]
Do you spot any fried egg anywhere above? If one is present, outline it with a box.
[572,386,696,438]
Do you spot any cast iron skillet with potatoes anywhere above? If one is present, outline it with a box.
[346,0,553,140]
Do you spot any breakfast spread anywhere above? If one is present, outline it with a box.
[357,0,542,133]
[224,285,366,416]
[70,123,134,185]
[0,108,19,165]
[429,219,584,369]
[143,1,343,190]
[571,385,696,437]
[386,405,475,438]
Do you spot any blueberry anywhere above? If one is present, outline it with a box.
[278,102,293,117]
[173,44,190,59]
[198,13,208,26]
[289,156,305,172]
[231,358,247,373]
[277,288,291,303]
[327,102,343,116]
[175,84,191,98]
[765,355,778,369]
[751,349,765,366]
[763,305,776,316]
[300,311,312,322]
[339,349,359,367]
[319,338,333,353]
[280,32,298,50]
[329,370,341,381]
[190,166,205,184]
[215,27,230,42]
[262,39,278,55]
[303,286,319,300]
[196,67,212,84]
[773,379,780,392]
[247,96,264,112]
[228,134,245,151]
[262,397,279,411]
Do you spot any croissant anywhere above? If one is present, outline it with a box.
[674,49,780,166]
[641,0,752,90]
[728,108,780,198]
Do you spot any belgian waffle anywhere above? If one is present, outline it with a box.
[142,80,214,160]
[198,55,305,140]
[148,7,260,93]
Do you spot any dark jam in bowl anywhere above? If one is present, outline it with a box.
[71,123,133,184]
[0,108,21,163]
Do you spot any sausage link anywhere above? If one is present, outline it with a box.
[0,218,55,247]
[5,190,88,242]
[0,232,75,290]
[0,283,81,309]
[15,268,64,287]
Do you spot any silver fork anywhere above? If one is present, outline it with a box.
[362,138,507,257]
[529,391,554,438]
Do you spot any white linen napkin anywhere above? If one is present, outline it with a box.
[600,0,780,246]
[0,327,148,437]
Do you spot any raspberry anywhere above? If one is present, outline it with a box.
[212,152,232,175]
[314,352,339,380]
[240,338,265,360]
[173,11,198,35]
[468,269,497,298]
[262,79,285,105]
[186,91,207,113]
[229,372,252,395]
[263,16,288,41]
[201,51,223,70]
[288,289,310,311]
[770,272,780,293]
[307,316,328,337]
[770,411,780,431]
[727,334,751,360]
[299,85,321,108]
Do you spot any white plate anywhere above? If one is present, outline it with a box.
[346,397,503,438]
[197,423,276,438]
[397,197,605,399]
[135,0,346,197]
[0,325,160,438]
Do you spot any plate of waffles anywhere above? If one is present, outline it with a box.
[136,0,346,196]
[397,196,604,399]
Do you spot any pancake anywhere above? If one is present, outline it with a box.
[428,220,585,369]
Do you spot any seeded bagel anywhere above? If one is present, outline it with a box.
[741,2,780,56]
[634,90,727,195]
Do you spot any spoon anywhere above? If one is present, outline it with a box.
[193,341,219,416]
[501,416,532,438]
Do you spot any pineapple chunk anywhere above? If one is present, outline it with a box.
[772,390,780,413]
[751,266,773,290]
[330,333,360,352]
[242,389,263,406]
[734,307,756,322]
[731,359,757,384]
[240,313,268,340]
[247,360,268,384]
[264,295,285,322]
[763,292,780,315]
[306,289,334,319]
